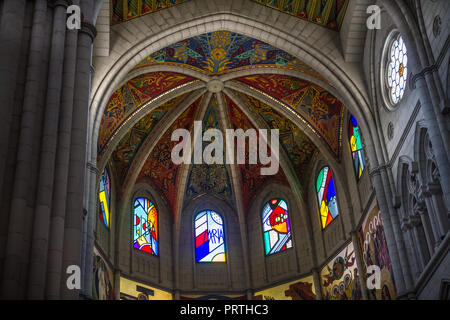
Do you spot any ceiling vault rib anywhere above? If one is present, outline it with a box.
[98,80,205,171]
[121,88,207,194]
[172,91,213,292]
[224,80,341,168]
[224,88,319,271]
[215,91,252,289]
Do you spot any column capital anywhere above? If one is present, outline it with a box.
[80,22,97,41]
[51,0,69,8]
[86,161,99,175]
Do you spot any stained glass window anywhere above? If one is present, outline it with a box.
[262,199,292,255]
[316,167,339,229]
[194,210,226,263]
[387,35,408,105]
[98,168,111,228]
[349,115,365,180]
[133,197,158,256]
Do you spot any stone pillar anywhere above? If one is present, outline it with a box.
[59,3,96,298]
[351,231,368,300]
[311,268,322,300]
[0,0,27,202]
[114,269,120,300]
[82,161,99,299]
[369,168,408,293]
[45,1,79,298]
[27,0,68,299]
[1,0,48,299]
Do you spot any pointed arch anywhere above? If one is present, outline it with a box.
[348,114,365,180]
[98,167,111,228]
[133,197,159,256]
[261,198,292,255]
[316,166,339,229]
[194,210,226,263]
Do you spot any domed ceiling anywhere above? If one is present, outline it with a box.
[98,31,346,215]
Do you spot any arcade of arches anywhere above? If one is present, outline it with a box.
[0,0,448,300]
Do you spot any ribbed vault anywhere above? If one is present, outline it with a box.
[97,31,348,223]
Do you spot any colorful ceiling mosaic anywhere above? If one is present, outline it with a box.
[252,0,349,31]
[235,90,317,183]
[236,74,344,159]
[111,93,188,185]
[98,71,195,158]
[137,97,201,213]
[133,31,326,81]
[111,0,190,25]
[184,96,233,204]
[225,95,288,213]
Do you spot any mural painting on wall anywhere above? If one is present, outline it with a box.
[320,242,362,300]
[92,247,114,300]
[119,277,173,300]
[358,203,397,300]
[254,276,316,300]
[180,295,247,300]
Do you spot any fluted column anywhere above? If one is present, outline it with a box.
[369,167,408,293]
[59,13,96,298]
[27,0,68,299]
[0,0,27,203]
[45,0,80,299]
[1,0,48,299]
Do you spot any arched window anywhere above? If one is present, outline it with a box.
[98,168,111,228]
[194,210,226,263]
[262,198,292,255]
[385,34,408,106]
[316,166,339,229]
[349,115,365,180]
[133,197,158,256]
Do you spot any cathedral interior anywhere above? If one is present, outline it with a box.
[0,0,448,300]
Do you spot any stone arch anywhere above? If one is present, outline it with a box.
[116,180,174,286]
[247,181,312,287]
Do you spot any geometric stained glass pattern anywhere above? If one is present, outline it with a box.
[386,35,408,105]
[348,115,365,180]
[194,210,226,263]
[98,168,111,228]
[262,199,292,255]
[133,197,158,256]
[316,166,339,229]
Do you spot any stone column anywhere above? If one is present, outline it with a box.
[0,0,27,201]
[59,4,96,298]
[1,0,48,299]
[369,168,408,293]
[27,0,68,299]
[351,231,368,300]
[311,268,322,300]
[82,161,99,299]
[45,1,79,298]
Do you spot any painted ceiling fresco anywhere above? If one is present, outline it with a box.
[224,95,289,213]
[137,97,202,213]
[252,0,349,31]
[236,74,344,159]
[97,30,349,217]
[111,93,189,185]
[235,90,317,183]
[111,1,348,32]
[133,31,326,82]
[111,0,190,25]
[98,71,196,158]
[184,96,234,205]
